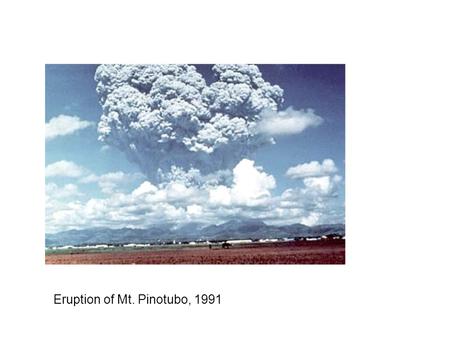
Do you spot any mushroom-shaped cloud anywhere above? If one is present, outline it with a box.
[95,64,284,182]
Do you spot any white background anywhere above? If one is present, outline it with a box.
[1,1,449,337]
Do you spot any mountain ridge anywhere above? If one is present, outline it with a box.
[45,219,345,247]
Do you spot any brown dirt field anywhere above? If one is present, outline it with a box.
[45,239,345,264]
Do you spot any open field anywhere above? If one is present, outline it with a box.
[45,239,345,264]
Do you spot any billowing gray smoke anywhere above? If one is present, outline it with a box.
[95,64,284,182]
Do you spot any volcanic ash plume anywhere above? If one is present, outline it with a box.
[95,64,284,182]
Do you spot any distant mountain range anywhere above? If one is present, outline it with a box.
[45,219,345,247]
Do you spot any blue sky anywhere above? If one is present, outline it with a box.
[45,64,345,233]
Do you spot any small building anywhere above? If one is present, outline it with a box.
[227,239,252,244]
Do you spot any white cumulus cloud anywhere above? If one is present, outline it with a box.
[79,171,144,194]
[187,204,203,217]
[257,107,323,136]
[45,158,343,232]
[286,159,338,179]
[131,181,158,197]
[45,114,94,140]
[46,182,83,199]
[300,212,321,226]
[303,175,342,196]
[208,159,276,207]
[45,160,87,178]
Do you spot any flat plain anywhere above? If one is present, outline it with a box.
[45,239,345,264]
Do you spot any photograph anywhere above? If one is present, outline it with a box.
[45,64,345,264]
